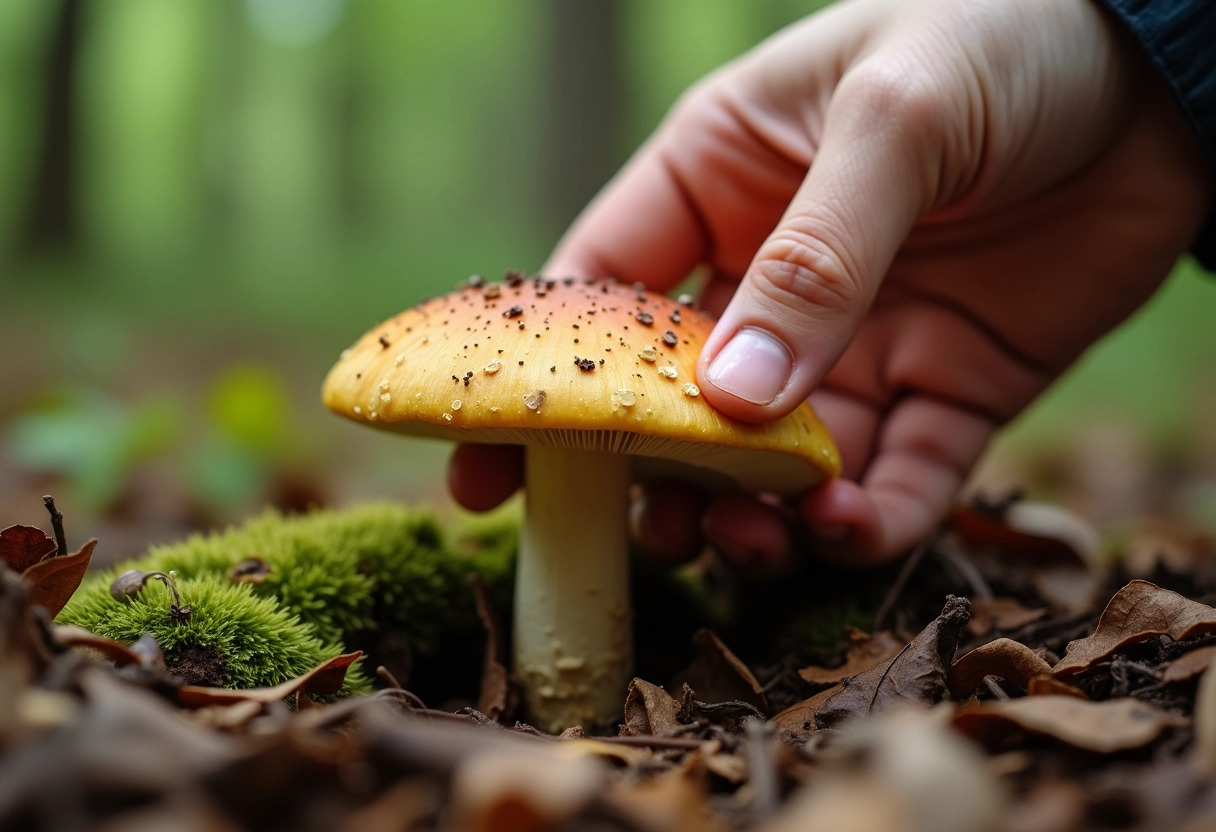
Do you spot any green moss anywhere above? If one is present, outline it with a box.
[776,597,876,654]
[60,498,880,697]
[58,502,517,695]
[60,574,368,693]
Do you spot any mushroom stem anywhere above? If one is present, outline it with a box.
[514,444,632,732]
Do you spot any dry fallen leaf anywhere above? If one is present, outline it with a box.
[558,738,653,768]
[953,696,1186,753]
[1025,676,1088,699]
[622,677,683,737]
[450,746,605,832]
[771,686,837,737]
[798,627,904,689]
[947,638,1053,699]
[673,629,768,713]
[1001,779,1088,832]
[814,596,971,730]
[175,651,363,708]
[608,751,726,832]
[339,780,441,832]
[53,625,144,668]
[954,503,1103,612]
[1193,650,1216,778]
[23,539,96,618]
[763,708,1004,832]
[698,739,749,785]
[1162,644,1216,685]
[0,525,57,573]
[1032,568,1103,615]
[226,557,271,584]
[1052,581,1216,678]
[966,598,1048,639]
[952,502,1097,569]
[1121,527,1209,579]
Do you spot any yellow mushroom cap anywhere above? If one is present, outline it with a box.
[322,274,841,493]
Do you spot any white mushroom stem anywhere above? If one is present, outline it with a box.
[514,444,633,732]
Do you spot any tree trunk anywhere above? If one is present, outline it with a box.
[19,0,84,258]
[540,0,625,238]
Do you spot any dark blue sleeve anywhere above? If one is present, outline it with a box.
[1097,0,1216,269]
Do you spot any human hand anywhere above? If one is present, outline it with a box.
[449,0,1212,569]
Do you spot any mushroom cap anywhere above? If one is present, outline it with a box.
[322,274,841,493]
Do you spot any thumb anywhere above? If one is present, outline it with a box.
[698,67,946,421]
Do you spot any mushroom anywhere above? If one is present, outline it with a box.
[322,273,841,731]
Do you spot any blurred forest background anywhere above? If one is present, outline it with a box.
[1,0,1215,561]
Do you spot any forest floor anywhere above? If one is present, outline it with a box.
[4,482,1216,831]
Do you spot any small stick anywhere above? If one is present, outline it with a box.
[983,675,1011,701]
[933,538,994,601]
[373,686,429,711]
[376,665,405,690]
[42,495,68,557]
[874,536,934,632]
[594,735,708,750]
[747,719,780,821]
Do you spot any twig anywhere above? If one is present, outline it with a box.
[376,665,405,691]
[414,707,491,724]
[391,708,711,751]
[42,495,68,557]
[595,735,708,750]
[746,719,779,821]
[983,675,1011,701]
[874,537,934,632]
[374,686,428,711]
[933,537,993,601]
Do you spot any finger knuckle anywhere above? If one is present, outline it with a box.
[752,232,859,314]
[839,60,948,144]
[667,75,728,133]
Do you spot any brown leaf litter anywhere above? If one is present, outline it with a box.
[5,492,1216,831]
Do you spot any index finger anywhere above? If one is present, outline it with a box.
[544,134,709,290]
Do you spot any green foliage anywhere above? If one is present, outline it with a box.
[206,365,292,455]
[58,502,518,693]
[5,389,180,510]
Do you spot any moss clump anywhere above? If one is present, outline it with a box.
[58,503,518,693]
[61,574,366,692]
